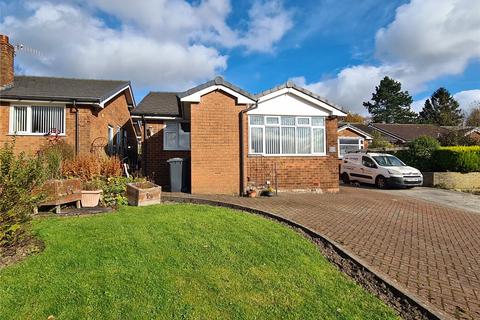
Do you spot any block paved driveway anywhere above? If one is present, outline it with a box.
[170,186,480,319]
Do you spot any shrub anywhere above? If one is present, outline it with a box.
[0,142,47,250]
[396,136,440,171]
[62,154,101,181]
[369,130,394,149]
[100,176,145,208]
[37,141,75,180]
[62,154,122,181]
[100,156,123,177]
[432,146,480,172]
[438,131,477,146]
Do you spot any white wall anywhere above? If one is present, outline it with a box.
[248,92,331,116]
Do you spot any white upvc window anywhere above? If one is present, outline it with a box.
[9,105,66,135]
[164,121,190,151]
[338,137,364,158]
[249,115,326,156]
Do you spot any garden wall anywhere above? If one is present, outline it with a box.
[422,172,480,191]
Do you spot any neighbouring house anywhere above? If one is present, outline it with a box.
[441,126,480,143]
[131,77,347,195]
[367,123,450,145]
[0,34,137,159]
[366,123,480,145]
[337,123,373,158]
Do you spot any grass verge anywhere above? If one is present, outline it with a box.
[0,204,398,319]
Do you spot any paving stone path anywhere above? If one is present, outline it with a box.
[167,187,480,319]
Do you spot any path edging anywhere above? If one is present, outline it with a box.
[164,194,449,320]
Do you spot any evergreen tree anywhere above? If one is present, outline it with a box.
[419,87,463,126]
[363,76,416,123]
[465,104,480,127]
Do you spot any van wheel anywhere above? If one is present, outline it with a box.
[341,172,350,184]
[375,176,387,189]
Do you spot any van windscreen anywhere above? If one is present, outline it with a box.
[372,155,404,167]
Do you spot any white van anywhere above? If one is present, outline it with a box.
[340,152,423,189]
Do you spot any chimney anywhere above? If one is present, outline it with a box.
[0,34,14,88]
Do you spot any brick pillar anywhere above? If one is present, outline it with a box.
[190,91,248,195]
[0,34,14,88]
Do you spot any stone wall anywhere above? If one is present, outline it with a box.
[422,172,480,191]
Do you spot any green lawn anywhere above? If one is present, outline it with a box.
[0,204,397,319]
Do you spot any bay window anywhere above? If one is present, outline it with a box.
[10,105,65,135]
[338,137,364,157]
[164,121,190,151]
[249,115,326,155]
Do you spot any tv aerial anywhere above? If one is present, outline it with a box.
[13,42,42,56]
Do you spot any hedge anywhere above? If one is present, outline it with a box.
[432,146,480,173]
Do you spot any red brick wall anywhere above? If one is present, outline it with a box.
[245,117,340,193]
[467,131,480,144]
[190,90,248,195]
[140,120,190,188]
[0,91,136,157]
[338,127,369,148]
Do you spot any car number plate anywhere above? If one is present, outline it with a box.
[404,178,419,182]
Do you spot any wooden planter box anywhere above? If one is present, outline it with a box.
[126,182,161,206]
[39,179,82,213]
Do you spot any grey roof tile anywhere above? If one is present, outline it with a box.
[131,92,180,116]
[177,76,256,101]
[0,76,130,103]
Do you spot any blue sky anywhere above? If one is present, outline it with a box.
[1,0,480,114]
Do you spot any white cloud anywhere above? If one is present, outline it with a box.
[296,0,480,114]
[411,98,427,113]
[1,0,293,91]
[454,90,480,112]
[238,0,293,53]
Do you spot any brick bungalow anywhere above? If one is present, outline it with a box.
[0,34,137,159]
[132,77,347,195]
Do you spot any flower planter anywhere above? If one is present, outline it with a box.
[246,190,257,198]
[39,179,82,213]
[81,190,102,207]
[126,181,161,206]
[261,190,275,197]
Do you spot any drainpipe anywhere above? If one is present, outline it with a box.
[142,115,147,177]
[73,99,79,156]
[239,102,257,196]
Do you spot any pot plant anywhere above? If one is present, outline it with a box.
[261,186,275,197]
[81,179,103,208]
[246,188,257,198]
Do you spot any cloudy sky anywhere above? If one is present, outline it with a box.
[1,0,479,115]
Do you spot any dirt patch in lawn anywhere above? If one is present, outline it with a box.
[0,236,44,269]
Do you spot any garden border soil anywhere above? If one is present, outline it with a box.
[0,236,44,269]
[164,194,448,320]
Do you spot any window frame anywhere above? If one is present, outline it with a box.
[163,121,191,151]
[9,104,66,136]
[248,115,326,156]
[338,137,364,158]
